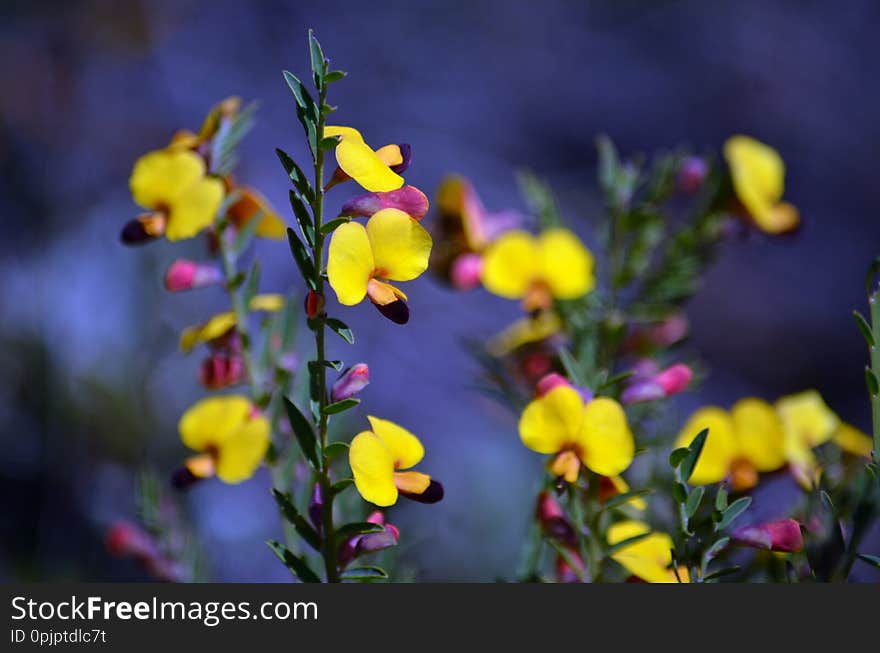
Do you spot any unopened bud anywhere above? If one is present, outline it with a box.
[654,363,693,396]
[677,156,708,194]
[340,186,429,221]
[536,373,571,397]
[105,521,157,560]
[164,259,223,292]
[198,354,245,390]
[309,483,324,532]
[305,290,325,319]
[450,253,483,290]
[331,364,370,402]
[732,519,804,553]
[536,491,576,547]
[120,213,166,245]
[337,511,400,567]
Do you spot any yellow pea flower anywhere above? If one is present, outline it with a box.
[324,126,405,192]
[349,416,443,507]
[723,135,799,234]
[486,311,563,357]
[128,148,224,241]
[481,229,595,311]
[178,395,270,484]
[674,399,787,490]
[607,520,687,583]
[832,422,874,458]
[519,385,634,481]
[179,294,285,352]
[776,390,840,488]
[327,208,432,324]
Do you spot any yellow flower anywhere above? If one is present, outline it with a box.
[179,294,285,352]
[607,520,686,583]
[227,184,287,240]
[169,96,242,151]
[519,385,634,481]
[178,395,270,484]
[327,208,432,324]
[832,422,874,458]
[486,311,562,357]
[481,229,594,311]
[776,390,839,488]
[324,126,405,192]
[129,148,224,241]
[349,416,443,507]
[723,135,799,234]
[674,399,787,490]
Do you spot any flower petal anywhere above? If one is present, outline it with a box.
[324,125,404,192]
[538,228,595,300]
[393,470,432,494]
[249,294,285,312]
[179,312,237,353]
[731,398,786,472]
[486,311,562,357]
[166,176,224,241]
[130,149,205,210]
[832,422,873,458]
[519,385,584,454]
[776,390,840,448]
[366,208,433,281]
[607,520,677,583]
[178,395,251,452]
[674,407,737,485]
[227,186,287,240]
[349,431,397,507]
[577,397,634,477]
[215,414,270,483]
[480,230,540,299]
[367,416,424,469]
[327,221,375,305]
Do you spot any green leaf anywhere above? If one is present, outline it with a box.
[668,448,688,468]
[320,217,351,234]
[266,540,321,583]
[605,531,652,557]
[282,70,319,156]
[324,441,350,458]
[242,261,261,308]
[685,486,705,518]
[323,398,360,415]
[323,360,344,371]
[271,490,321,552]
[283,397,320,469]
[340,566,388,581]
[865,255,880,296]
[320,136,340,150]
[275,148,315,203]
[326,317,355,344]
[324,70,347,83]
[702,566,740,582]
[672,482,688,505]
[715,497,752,531]
[330,478,354,495]
[556,346,585,387]
[286,228,317,290]
[680,428,708,483]
[714,485,728,511]
[704,536,730,561]
[210,102,258,177]
[596,134,619,197]
[598,489,653,513]
[335,522,385,542]
[866,367,879,396]
[231,209,263,255]
[289,190,315,247]
[853,310,875,348]
[856,553,880,569]
[308,29,327,87]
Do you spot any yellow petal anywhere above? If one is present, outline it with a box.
[324,125,404,192]
[179,312,237,353]
[249,294,285,312]
[607,520,677,583]
[327,221,375,305]
[394,470,432,494]
[366,208,433,282]
[731,398,787,472]
[165,176,224,241]
[577,397,634,477]
[486,311,562,357]
[776,390,840,448]
[674,407,738,485]
[130,149,205,210]
[215,414,270,483]
[349,431,397,507]
[786,438,822,490]
[480,230,540,299]
[228,186,287,240]
[832,422,873,458]
[609,475,647,511]
[538,228,595,300]
[519,385,584,454]
[367,416,424,469]
[178,395,252,452]
[375,144,405,168]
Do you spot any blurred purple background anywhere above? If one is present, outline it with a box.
[2,0,879,581]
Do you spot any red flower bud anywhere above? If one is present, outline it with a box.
[732,519,804,553]
[305,290,325,319]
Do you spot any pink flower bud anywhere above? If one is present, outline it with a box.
[732,519,804,553]
[621,380,665,405]
[164,259,223,292]
[677,156,708,194]
[331,364,369,402]
[621,362,692,404]
[340,185,430,221]
[654,363,693,396]
[105,521,157,560]
[536,373,572,397]
[198,354,245,390]
[338,511,400,567]
[450,253,483,290]
[536,491,576,547]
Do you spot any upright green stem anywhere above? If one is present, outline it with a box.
[869,294,880,464]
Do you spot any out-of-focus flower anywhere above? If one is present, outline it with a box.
[554,548,586,583]
[621,362,693,404]
[776,390,840,489]
[327,143,411,190]
[105,521,182,582]
[607,521,686,583]
[430,175,522,287]
[164,259,224,292]
[677,156,708,194]
[331,363,370,402]
[535,490,576,547]
[327,208,432,324]
[674,399,787,490]
[177,395,270,485]
[349,416,444,507]
[519,385,634,482]
[535,372,593,402]
[723,135,799,234]
[481,229,594,311]
[597,474,647,511]
[486,311,563,357]
[623,314,689,354]
[179,294,285,353]
[226,184,287,240]
[123,148,224,243]
[198,353,245,390]
[337,510,400,567]
[731,518,804,553]
[323,126,405,192]
[832,422,874,458]
[169,96,242,152]
[339,186,429,221]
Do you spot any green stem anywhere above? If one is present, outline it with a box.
[869,293,880,464]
